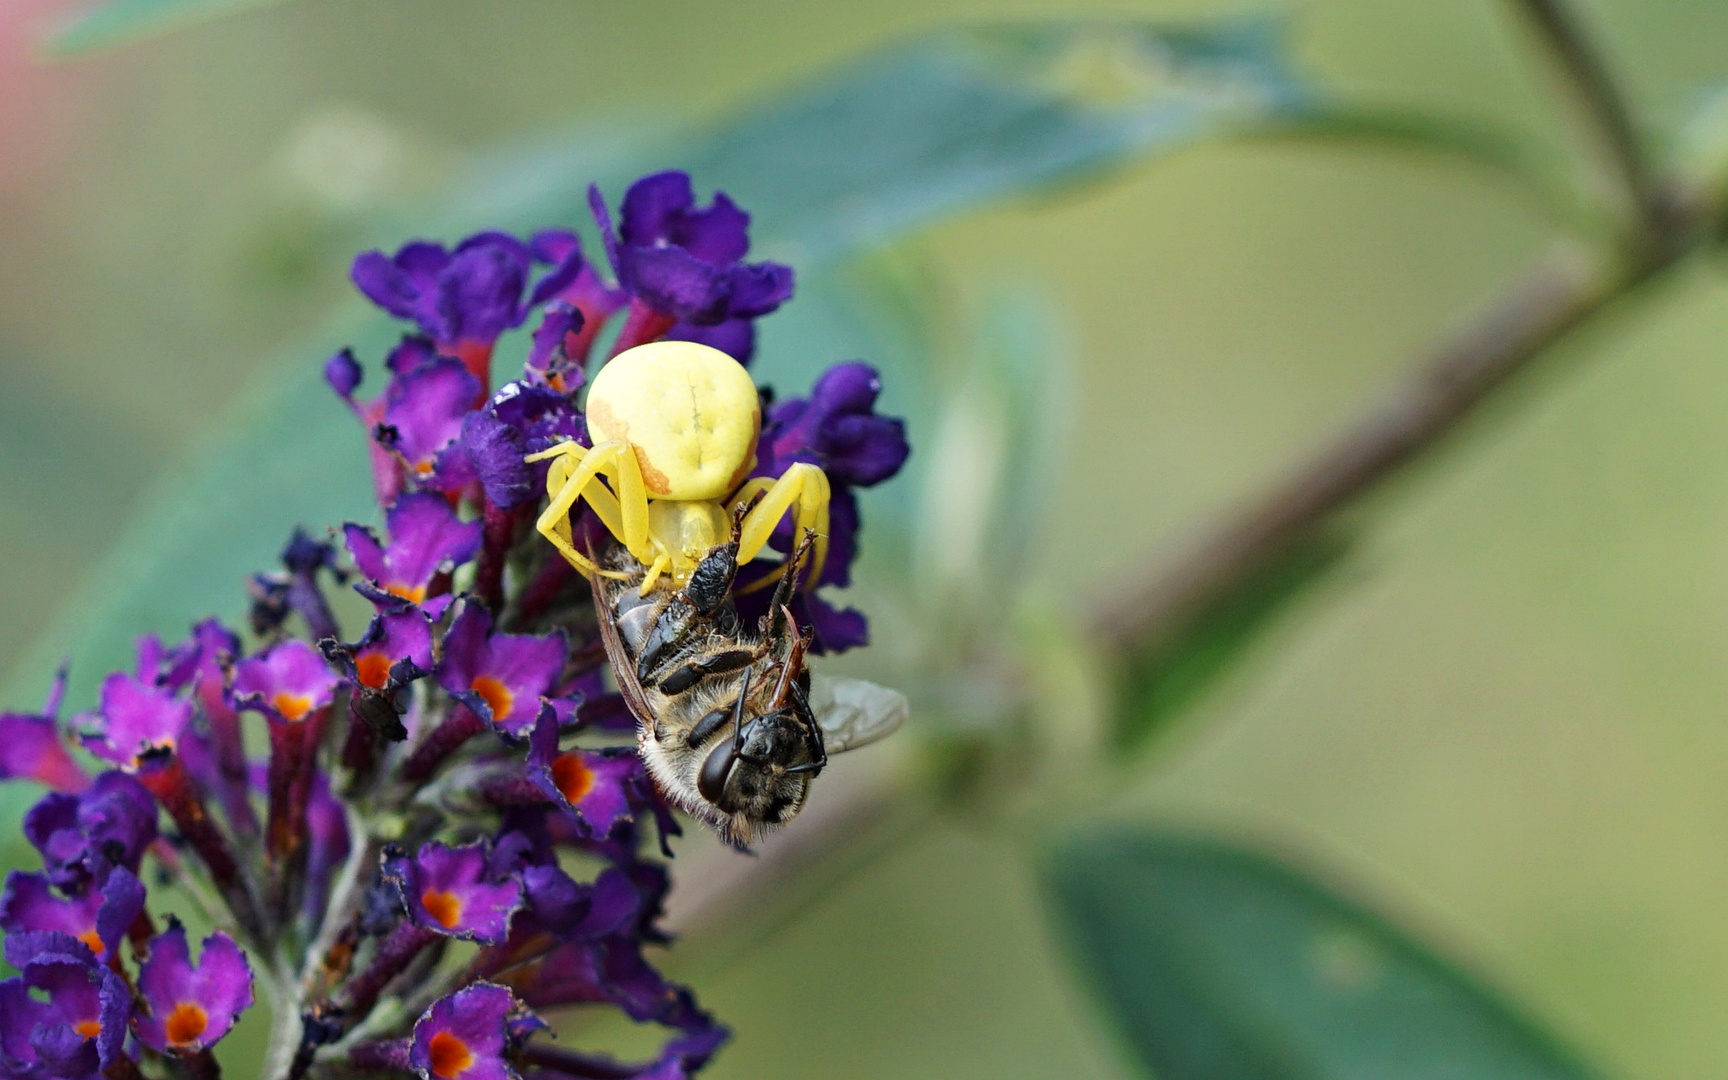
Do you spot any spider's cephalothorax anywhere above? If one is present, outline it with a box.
[528,340,831,595]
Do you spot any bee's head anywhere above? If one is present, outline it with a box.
[695,660,822,838]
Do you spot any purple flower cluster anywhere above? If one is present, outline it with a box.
[0,170,907,1080]
[0,671,252,1077]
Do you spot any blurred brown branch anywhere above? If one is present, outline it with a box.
[1093,0,1710,660]
[671,0,1714,950]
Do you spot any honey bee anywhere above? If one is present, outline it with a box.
[590,530,907,848]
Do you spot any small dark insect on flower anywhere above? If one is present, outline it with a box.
[0,170,908,1080]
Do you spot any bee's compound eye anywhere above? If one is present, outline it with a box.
[697,739,739,809]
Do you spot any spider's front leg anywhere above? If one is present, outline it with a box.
[526,440,656,576]
[729,463,832,588]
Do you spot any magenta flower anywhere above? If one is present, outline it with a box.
[0,949,130,1076]
[352,234,538,359]
[435,409,530,511]
[23,771,157,893]
[0,867,144,963]
[0,175,911,1080]
[523,301,587,394]
[170,618,241,718]
[759,363,911,491]
[345,492,483,615]
[409,983,538,1080]
[528,230,625,368]
[590,172,793,359]
[485,381,586,503]
[133,924,254,1054]
[328,336,450,506]
[513,933,694,1025]
[339,607,434,693]
[231,639,342,725]
[232,639,344,860]
[0,669,88,794]
[387,840,523,944]
[732,362,911,652]
[528,704,641,837]
[378,358,483,491]
[322,607,433,744]
[79,672,192,769]
[349,230,584,399]
[437,605,566,737]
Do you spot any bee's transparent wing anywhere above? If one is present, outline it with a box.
[808,675,908,754]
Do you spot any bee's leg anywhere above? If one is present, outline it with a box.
[732,464,832,589]
[761,608,823,771]
[783,681,827,773]
[639,541,742,683]
[683,540,739,617]
[698,668,754,809]
[656,648,757,696]
[636,596,697,685]
[761,530,818,638]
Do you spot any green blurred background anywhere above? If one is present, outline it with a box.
[6,0,1728,1077]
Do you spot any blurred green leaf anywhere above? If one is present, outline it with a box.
[1252,108,1597,235]
[1673,82,1728,208]
[1044,829,1607,1080]
[48,0,287,55]
[1114,531,1350,753]
[6,17,1323,713]
[460,18,1316,266]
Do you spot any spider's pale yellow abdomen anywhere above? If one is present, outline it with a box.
[586,341,760,501]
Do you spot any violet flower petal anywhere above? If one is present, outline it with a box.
[133,925,254,1054]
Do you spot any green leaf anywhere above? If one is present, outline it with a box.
[1113,530,1351,753]
[48,0,288,55]
[460,18,1313,270]
[5,17,1320,712]
[1043,829,1607,1080]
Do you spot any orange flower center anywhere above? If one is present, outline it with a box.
[551,753,594,806]
[355,652,394,690]
[469,676,514,722]
[427,1030,475,1078]
[420,888,464,929]
[271,692,313,722]
[73,1019,102,1039]
[76,928,103,956]
[386,583,428,604]
[164,1002,209,1047]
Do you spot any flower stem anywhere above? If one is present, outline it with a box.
[299,806,377,1000]
[138,757,266,946]
[337,921,439,1025]
[399,707,485,783]
[178,1049,222,1080]
[473,499,520,612]
[610,300,676,357]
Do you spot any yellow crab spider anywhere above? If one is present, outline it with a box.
[526,341,831,595]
